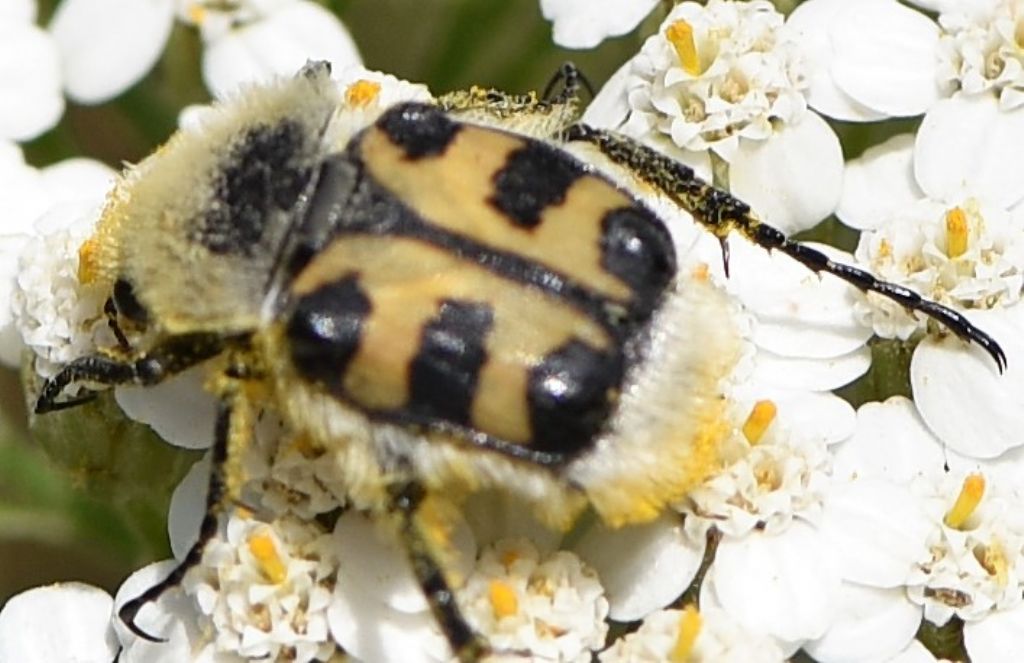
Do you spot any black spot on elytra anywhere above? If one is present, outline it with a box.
[197,120,311,255]
[527,339,622,456]
[407,300,493,425]
[376,103,461,159]
[488,142,582,228]
[601,206,676,309]
[286,275,370,393]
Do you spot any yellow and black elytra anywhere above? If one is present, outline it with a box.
[34,61,1005,661]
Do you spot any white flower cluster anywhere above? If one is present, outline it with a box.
[620,0,809,157]
[938,0,1024,108]
[9,1,1024,662]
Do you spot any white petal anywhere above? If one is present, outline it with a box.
[113,560,201,658]
[837,133,921,231]
[911,306,1024,458]
[0,0,36,23]
[202,1,361,100]
[573,514,703,622]
[749,346,871,392]
[885,639,939,663]
[727,240,872,359]
[963,603,1024,663]
[832,397,947,483]
[820,478,930,587]
[581,60,631,129]
[39,159,116,207]
[768,388,856,446]
[783,0,890,122]
[0,583,117,663]
[114,362,219,450]
[804,583,921,663]
[729,113,843,235]
[708,522,841,642]
[50,0,175,104]
[328,581,448,663]
[540,0,659,50]
[0,141,47,233]
[333,510,473,615]
[0,24,63,141]
[167,453,211,560]
[915,96,1024,209]
[829,1,941,116]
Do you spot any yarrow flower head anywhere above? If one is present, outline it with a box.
[599,605,785,663]
[617,0,809,157]
[936,0,1024,108]
[839,130,1024,459]
[586,0,844,235]
[854,195,1024,340]
[828,397,1024,661]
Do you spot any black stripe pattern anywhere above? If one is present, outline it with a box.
[280,106,677,462]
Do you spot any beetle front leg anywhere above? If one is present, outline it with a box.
[34,332,227,414]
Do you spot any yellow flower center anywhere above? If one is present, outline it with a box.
[665,20,702,75]
[976,539,1009,586]
[488,580,519,618]
[742,400,777,445]
[247,530,288,584]
[670,605,702,662]
[944,473,985,530]
[945,206,968,259]
[346,79,382,108]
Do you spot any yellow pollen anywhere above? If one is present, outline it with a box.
[665,20,702,75]
[289,433,317,458]
[500,550,520,568]
[742,400,777,444]
[877,238,892,260]
[187,4,207,25]
[692,262,710,282]
[977,540,1009,586]
[945,207,968,259]
[488,580,518,618]
[247,530,288,584]
[670,605,702,662]
[944,473,985,529]
[345,79,382,108]
[77,237,102,284]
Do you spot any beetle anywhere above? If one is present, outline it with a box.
[33,61,1005,660]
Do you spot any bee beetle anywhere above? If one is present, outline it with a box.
[34,61,1005,660]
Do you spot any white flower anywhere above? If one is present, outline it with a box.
[839,126,1024,458]
[786,0,943,121]
[329,502,611,663]
[0,583,119,663]
[586,0,844,235]
[4,154,116,366]
[790,0,1024,118]
[47,0,360,104]
[598,605,786,663]
[49,0,176,104]
[829,397,1024,662]
[540,0,660,49]
[119,513,337,663]
[459,539,609,662]
[0,2,63,141]
[183,0,362,100]
[936,0,1024,110]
